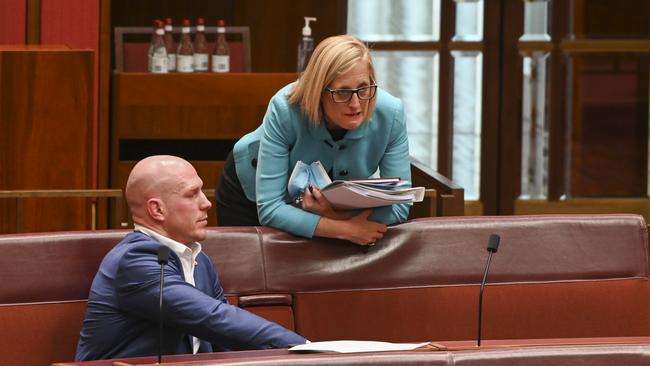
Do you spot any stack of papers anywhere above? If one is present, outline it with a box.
[321,178,425,210]
[287,161,424,210]
[288,340,431,353]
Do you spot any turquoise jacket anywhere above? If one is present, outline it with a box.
[233,83,411,238]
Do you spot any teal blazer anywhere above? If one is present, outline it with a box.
[233,83,411,238]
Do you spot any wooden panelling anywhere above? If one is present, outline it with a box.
[478,1,505,215]
[0,301,87,366]
[573,0,650,39]
[464,200,484,216]
[436,0,454,177]
[41,0,100,188]
[96,0,111,228]
[26,0,40,44]
[547,1,571,201]
[233,0,347,72]
[498,1,650,214]
[40,0,99,49]
[568,54,649,197]
[111,72,297,227]
[0,0,26,44]
[0,48,93,233]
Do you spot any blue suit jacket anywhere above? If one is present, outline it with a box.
[75,232,306,361]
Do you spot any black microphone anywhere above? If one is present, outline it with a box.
[157,246,170,364]
[477,234,500,348]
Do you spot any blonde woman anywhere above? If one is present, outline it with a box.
[217,35,411,246]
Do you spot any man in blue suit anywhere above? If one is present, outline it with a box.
[75,155,306,361]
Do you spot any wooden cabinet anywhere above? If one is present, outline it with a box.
[111,72,297,225]
[0,47,94,233]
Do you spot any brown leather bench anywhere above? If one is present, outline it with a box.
[1,214,648,365]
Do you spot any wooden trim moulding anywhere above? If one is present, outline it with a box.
[366,41,442,51]
[26,0,41,44]
[560,39,650,53]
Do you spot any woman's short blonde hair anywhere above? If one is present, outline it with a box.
[287,34,377,125]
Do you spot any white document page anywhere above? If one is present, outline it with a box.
[288,340,430,353]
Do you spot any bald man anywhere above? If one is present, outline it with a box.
[76,156,306,361]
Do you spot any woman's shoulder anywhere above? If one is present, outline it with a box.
[375,87,403,110]
[373,87,405,124]
[269,82,298,109]
[265,82,306,128]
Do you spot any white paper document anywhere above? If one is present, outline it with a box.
[287,160,425,210]
[288,340,431,353]
[321,181,425,210]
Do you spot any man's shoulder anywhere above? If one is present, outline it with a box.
[104,231,160,264]
[118,231,160,249]
[196,251,215,267]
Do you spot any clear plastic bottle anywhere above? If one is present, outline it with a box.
[163,17,176,71]
[212,19,230,73]
[148,19,168,73]
[297,17,317,72]
[193,17,209,72]
[176,19,194,73]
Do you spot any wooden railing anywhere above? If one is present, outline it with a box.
[0,189,123,233]
[0,176,457,234]
[409,158,464,218]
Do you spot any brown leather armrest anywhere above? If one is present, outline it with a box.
[239,294,293,307]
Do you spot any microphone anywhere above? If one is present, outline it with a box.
[157,246,170,364]
[477,234,500,348]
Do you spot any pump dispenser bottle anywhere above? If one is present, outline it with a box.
[297,17,317,72]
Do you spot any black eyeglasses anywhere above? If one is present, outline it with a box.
[325,85,378,103]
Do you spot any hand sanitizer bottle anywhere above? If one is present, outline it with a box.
[297,17,317,72]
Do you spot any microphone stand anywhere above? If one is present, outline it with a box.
[157,246,170,364]
[477,234,500,348]
[159,260,165,364]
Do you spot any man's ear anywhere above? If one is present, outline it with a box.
[147,198,165,222]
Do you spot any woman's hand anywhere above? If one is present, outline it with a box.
[300,186,387,246]
[344,210,388,245]
[301,186,353,220]
[314,209,388,246]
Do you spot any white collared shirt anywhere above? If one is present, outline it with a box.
[134,224,202,354]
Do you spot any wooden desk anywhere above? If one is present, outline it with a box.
[53,337,650,366]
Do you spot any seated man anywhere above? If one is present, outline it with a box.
[76,155,306,361]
